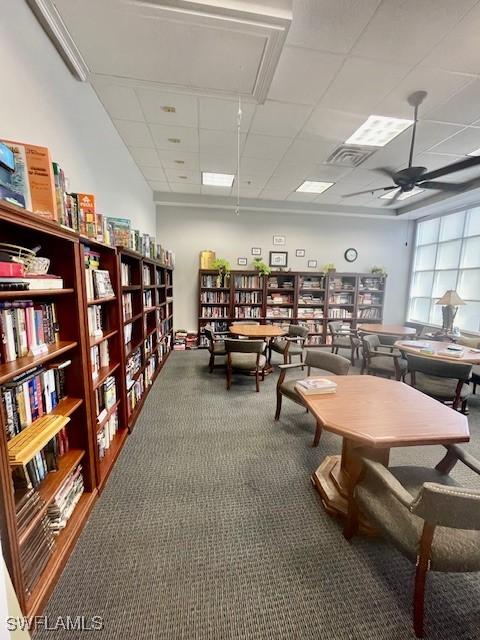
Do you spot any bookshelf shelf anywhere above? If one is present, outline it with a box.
[0,341,78,385]
[96,399,122,432]
[123,312,143,326]
[92,363,120,391]
[89,329,118,347]
[97,429,128,489]
[0,289,75,299]
[86,295,117,305]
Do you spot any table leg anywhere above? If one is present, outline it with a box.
[311,439,390,535]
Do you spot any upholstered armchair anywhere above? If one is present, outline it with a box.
[458,335,480,394]
[344,445,480,638]
[328,321,362,365]
[275,350,350,445]
[225,338,266,392]
[406,353,472,414]
[269,324,309,364]
[362,333,407,380]
[203,325,226,373]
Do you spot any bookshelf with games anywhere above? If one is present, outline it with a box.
[0,202,97,618]
[197,269,386,347]
[81,239,128,490]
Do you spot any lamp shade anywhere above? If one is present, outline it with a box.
[436,290,466,306]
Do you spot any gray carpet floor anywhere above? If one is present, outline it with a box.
[36,350,480,639]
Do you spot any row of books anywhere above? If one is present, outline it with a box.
[201,291,230,303]
[298,294,324,306]
[359,277,385,291]
[95,376,116,423]
[266,307,293,318]
[12,428,69,491]
[97,411,119,460]
[122,293,133,321]
[358,293,383,305]
[1,360,70,438]
[200,274,224,288]
[143,290,153,308]
[358,308,382,319]
[143,265,152,286]
[267,294,293,305]
[124,322,133,345]
[0,301,59,363]
[48,464,84,534]
[329,308,352,319]
[126,348,142,391]
[91,341,109,380]
[234,291,261,304]
[329,277,355,292]
[201,307,228,319]
[87,305,103,337]
[329,294,353,304]
[267,277,294,289]
[121,263,132,286]
[234,275,261,289]
[298,308,324,319]
[298,320,324,333]
[85,269,114,302]
[144,354,157,386]
[300,276,324,289]
[145,333,154,358]
[127,375,144,417]
[233,307,262,319]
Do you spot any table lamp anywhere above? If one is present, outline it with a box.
[435,290,466,333]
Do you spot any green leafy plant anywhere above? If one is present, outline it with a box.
[212,258,231,275]
[322,263,336,272]
[371,265,387,275]
[252,257,271,276]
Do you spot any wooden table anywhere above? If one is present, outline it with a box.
[358,323,416,337]
[395,339,480,365]
[229,324,287,374]
[298,375,469,533]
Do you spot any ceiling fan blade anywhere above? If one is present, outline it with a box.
[419,181,464,192]
[375,167,397,180]
[342,186,396,198]
[385,188,402,206]
[420,156,480,181]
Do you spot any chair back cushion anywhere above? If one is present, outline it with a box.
[362,334,381,354]
[204,326,214,344]
[328,321,343,336]
[411,482,480,530]
[225,338,265,353]
[406,353,472,381]
[289,324,309,339]
[458,335,480,349]
[304,350,350,375]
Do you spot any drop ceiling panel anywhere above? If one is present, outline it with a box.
[286,0,382,54]
[320,57,411,113]
[148,180,170,191]
[279,138,337,166]
[136,90,198,126]
[150,124,199,151]
[301,108,368,145]
[93,82,144,121]
[199,97,256,132]
[128,147,162,167]
[243,134,292,159]
[163,168,201,185]
[268,46,344,105]
[240,156,280,176]
[199,130,247,154]
[425,81,480,125]
[167,183,201,194]
[156,150,200,170]
[250,101,312,137]
[113,120,155,147]
[141,166,167,182]
[428,127,480,156]
[352,0,477,64]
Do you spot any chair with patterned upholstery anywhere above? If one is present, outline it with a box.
[362,333,407,381]
[406,353,472,414]
[328,321,362,365]
[275,350,350,445]
[344,445,480,638]
[225,338,266,392]
[204,325,226,373]
[458,335,480,394]
[269,324,309,364]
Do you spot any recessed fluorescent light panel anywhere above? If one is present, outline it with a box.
[296,180,334,194]
[468,148,480,156]
[381,187,424,201]
[202,172,235,187]
[346,115,413,147]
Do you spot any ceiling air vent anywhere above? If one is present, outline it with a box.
[327,145,375,168]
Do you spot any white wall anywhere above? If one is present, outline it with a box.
[0,0,155,235]
[157,205,414,331]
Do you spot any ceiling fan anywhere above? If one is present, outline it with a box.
[343,90,480,204]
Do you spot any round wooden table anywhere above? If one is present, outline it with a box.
[358,323,416,337]
[229,324,287,374]
[395,339,480,365]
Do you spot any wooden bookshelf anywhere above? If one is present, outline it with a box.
[0,203,97,618]
[197,269,386,346]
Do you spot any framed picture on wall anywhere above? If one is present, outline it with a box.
[296,249,305,257]
[307,259,317,268]
[273,235,286,246]
[269,251,288,268]
[251,247,261,256]
[237,257,248,266]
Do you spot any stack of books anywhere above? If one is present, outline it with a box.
[294,377,337,396]
[95,376,116,423]
[47,464,84,533]
[97,411,119,459]
[20,515,55,596]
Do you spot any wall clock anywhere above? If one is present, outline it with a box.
[344,248,358,263]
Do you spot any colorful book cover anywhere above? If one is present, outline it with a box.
[107,217,131,247]
[0,140,30,209]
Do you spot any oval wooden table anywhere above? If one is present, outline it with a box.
[229,324,287,374]
[297,375,469,534]
[394,339,480,365]
[358,323,417,337]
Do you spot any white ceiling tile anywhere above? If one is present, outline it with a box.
[199,129,246,153]
[94,82,144,121]
[201,186,232,196]
[425,81,480,125]
[250,101,312,137]
[168,183,201,194]
[243,134,292,159]
[279,138,337,165]
[136,89,198,126]
[320,57,411,113]
[200,154,237,174]
[141,166,167,181]
[259,188,291,200]
[114,120,155,147]
[238,174,269,190]
[378,68,475,119]
[240,156,279,176]
[286,192,318,203]
[128,146,161,167]
[428,127,480,156]
[312,164,353,182]
[148,180,170,191]
[263,174,304,191]
[421,3,480,73]
[150,124,199,151]
[287,0,382,54]
[163,168,201,185]
[352,0,477,64]
[268,47,344,105]
[157,150,200,170]
[199,97,255,131]
[301,108,367,145]
[236,186,263,199]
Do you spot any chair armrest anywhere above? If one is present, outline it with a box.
[445,445,480,476]
[278,363,303,370]
[411,482,480,529]
[368,351,400,359]
[277,361,303,386]
[360,459,415,508]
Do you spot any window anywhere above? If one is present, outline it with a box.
[408,208,480,333]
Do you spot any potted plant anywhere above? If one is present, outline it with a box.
[212,258,231,287]
[322,263,336,273]
[371,266,387,275]
[252,257,271,276]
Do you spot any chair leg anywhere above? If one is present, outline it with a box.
[209,353,214,373]
[300,352,304,371]
[331,344,335,353]
[255,370,260,392]
[413,561,428,638]
[261,367,265,381]
[351,347,355,366]
[343,496,360,541]
[226,365,232,390]
[312,419,322,447]
[275,392,282,421]
[461,399,469,415]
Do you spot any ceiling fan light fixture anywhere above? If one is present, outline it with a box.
[296,180,334,194]
[346,115,413,147]
[380,187,424,201]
